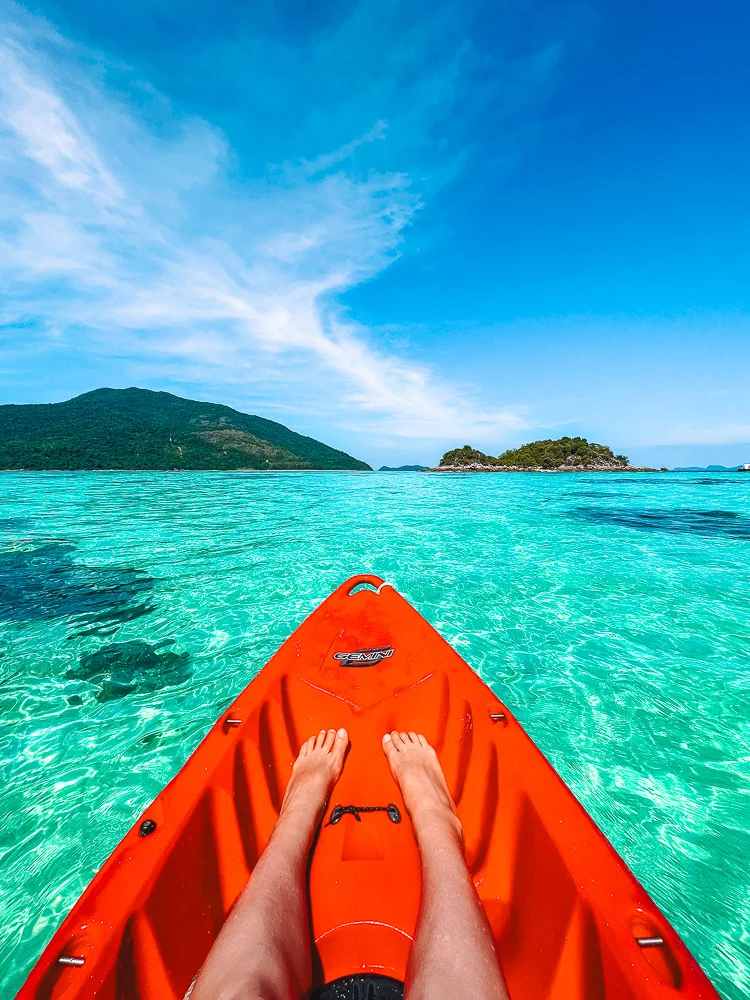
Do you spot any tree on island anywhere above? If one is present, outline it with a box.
[439,437,630,469]
[439,445,500,467]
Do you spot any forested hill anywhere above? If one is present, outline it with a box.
[438,437,631,470]
[0,388,371,471]
[496,437,628,468]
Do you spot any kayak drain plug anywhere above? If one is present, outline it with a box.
[58,956,85,967]
[139,819,157,837]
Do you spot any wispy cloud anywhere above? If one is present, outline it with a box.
[0,3,527,441]
[296,121,388,178]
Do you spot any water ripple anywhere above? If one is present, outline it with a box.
[0,470,748,999]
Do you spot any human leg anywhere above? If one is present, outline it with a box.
[382,731,510,1000]
[191,728,349,1000]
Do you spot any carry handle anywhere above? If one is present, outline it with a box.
[340,574,387,596]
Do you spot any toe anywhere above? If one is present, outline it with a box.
[399,731,409,745]
[298,741,309,757]
[332,728,348,766]
[408,731,419,744]
[391,730,404,749]
[417,733,428,746]
[383,732,398,760]
[306,735,316,753]
[315,729,326,750]
[323,728,336,752]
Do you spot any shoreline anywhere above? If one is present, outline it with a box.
[427,463,662,473]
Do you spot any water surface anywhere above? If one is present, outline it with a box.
[0,471,748,998]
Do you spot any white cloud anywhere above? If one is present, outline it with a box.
[0,4,524,442]
[296,121,388,178]
[0,41,124,208]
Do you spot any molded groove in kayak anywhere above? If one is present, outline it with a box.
[280,673,300,753]
[145,795,224,989]
[546,899,607,1000]
[464,741,498,875]
[231,740,259,871]
[451,699,473,806]
[434,672,450,752]
[239,737,277,848]
[506,798,578,996]
[257,698,284,812]
[130,912,177,1000]
[210,785,249,912]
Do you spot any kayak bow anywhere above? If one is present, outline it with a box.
[18,575,720,1000]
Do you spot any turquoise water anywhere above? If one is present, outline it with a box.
[1,471,748,999]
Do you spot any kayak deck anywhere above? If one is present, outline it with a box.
[18,575,719,1000]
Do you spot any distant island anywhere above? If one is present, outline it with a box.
[673,465,745,472]
[379,465,429,471]
[434,437,659,472]
[0,388,371,471]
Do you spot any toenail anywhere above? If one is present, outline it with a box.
[337,728,347,738]
[383,733,392,742]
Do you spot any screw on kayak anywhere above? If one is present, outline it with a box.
[139,819,157,837]
[489,712,506,723]
[636,937,665,947]
[386,804,401,823]
[224,718,242,727]
[57,956,85,967]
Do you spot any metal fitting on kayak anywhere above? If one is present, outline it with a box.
[636,937,665,948]
[139,819,157,837]
[57,956,85,967]
[489,712,506,723]
[224,718,242,727]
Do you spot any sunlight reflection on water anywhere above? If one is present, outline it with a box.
[0,470,748,999]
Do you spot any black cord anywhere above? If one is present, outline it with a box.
[326,804,401,825]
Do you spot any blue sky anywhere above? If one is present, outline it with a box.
[0,0,748,468]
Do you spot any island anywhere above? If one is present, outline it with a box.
[379,465,429,471]
[433,437,657,472]
[0,388,371,471]
[673,465,747,472]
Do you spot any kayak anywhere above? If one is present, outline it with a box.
[18,574,719,1000]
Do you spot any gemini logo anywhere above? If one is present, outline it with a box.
[333,645,395,667]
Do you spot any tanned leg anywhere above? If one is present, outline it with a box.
[191,728,349,1000]
[382,731,510,1000]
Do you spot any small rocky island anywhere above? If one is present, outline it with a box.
[433,437,658,472]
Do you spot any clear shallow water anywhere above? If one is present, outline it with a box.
[1,470,748,999]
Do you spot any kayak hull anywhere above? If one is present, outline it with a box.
[17,575,720,1000]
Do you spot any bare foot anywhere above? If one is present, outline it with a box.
[278,728,348,833]
[382,731,462,840]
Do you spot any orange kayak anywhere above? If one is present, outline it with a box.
[18,575,719,1000]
